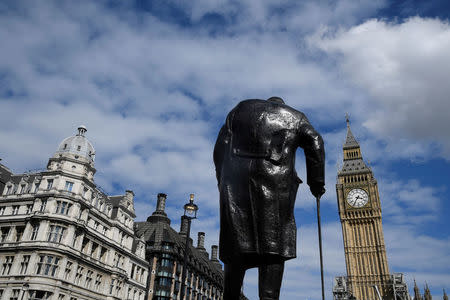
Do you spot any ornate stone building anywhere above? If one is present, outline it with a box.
[0,126,148,299]
[135,194,247,300]
[333,118,409,300]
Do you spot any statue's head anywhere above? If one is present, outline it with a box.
[267,96,285,104]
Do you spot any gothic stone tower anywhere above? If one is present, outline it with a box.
[336,117,392,300]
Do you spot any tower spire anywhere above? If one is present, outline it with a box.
[343,114,359,150]
[414,279,422,300]
[443,288,448,300]
[424,283,432,300]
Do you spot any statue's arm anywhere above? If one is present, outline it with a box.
[297,115,325,197]
[213,125,227,184]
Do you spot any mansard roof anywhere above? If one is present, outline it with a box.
[135,219,224,283]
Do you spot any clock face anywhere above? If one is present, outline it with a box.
[346,189,369,208]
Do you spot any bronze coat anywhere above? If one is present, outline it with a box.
[213,99,325,266]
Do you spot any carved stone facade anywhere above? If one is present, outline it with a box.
[0,126,148,300]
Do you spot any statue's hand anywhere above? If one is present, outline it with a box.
[310,184,325,198]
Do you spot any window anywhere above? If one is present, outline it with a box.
[58,294,66,300]
[77,145,81,151]
[20,184,26,194]
[75,266,84,284]
[115,280,122,296]
[0,207,5,215]
[34,182,40,193]
[0,227,10,242]
[40,199,47,212]
[109,279,115,294]
[160,258,172,267]
[94,274,103,291]
[2,256,14,275]
[90,242,98,257]
[28,291,52,300]
[113,253,123,268]
[10,289,20,300]
[55,201,71,215]
[81,237,89,254]
[15,226,24,242]
[12,205,19,215]
[162,242,173,250]
[30,224,39,240]
[85,270,93,288]
[100,247,108,262]
[72,231,80,248]
[131,264,135,278]
[6,185,12,195]
[82,187,88,198]
[47,225,65,243]
[137,266,144,282]
[36,255,60,276]
[64,181,74,192]
[46,179,53,190]
[26,204,33,214]
[64,261,73,280]
[20,255,30,274]
[158,276,171,286]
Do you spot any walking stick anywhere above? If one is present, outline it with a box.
[316,195,325,300]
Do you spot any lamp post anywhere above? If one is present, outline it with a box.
[179,194,198,300]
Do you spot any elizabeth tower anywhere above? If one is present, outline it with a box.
[336,118,392,300]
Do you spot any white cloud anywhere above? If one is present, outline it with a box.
[310,17,450,160]
[1,2,450,299]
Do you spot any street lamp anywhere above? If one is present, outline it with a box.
[179,194,198,300]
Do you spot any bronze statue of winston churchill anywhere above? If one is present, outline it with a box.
[213,97,325,299]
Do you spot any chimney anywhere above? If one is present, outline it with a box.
[210,245,222,270]
[179,215,189,236]
[211,245,219,261]
[154,193,167,216]
[146,193,170,224]
[125,190,134,202]
[197,232,205,249]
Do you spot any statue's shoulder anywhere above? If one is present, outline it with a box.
[236,99,266,106]
[234,99,306,120]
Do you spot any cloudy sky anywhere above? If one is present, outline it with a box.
[1,0,449,299]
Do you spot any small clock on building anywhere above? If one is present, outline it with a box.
[346,188,369,208]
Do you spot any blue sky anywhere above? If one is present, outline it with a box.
[0,0,449,299]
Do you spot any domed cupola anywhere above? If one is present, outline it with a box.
[55,126,95,164]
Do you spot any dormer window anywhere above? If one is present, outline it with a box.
[63,144,67,150]
[46,179,53,190]
[20,184,26,194]
[6,185,12,195]
[64,181,74,192]
[77,145,81,151]
[34,182,40,193]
